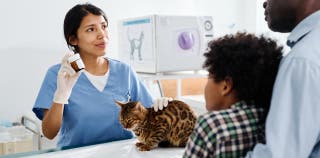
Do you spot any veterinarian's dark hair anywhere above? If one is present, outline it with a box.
[63,3,108,52]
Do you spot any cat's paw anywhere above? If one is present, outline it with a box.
[135,142,144,148]
[137,144,152,151]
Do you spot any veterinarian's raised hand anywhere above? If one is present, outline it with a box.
[53,53,81,104]
[152,97,173,112]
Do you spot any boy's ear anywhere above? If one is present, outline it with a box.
[221,76,233,96]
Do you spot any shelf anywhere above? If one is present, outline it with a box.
[137,70,208,99]
[137,70,208,80]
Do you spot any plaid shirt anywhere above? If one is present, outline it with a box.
[183,101,265,158]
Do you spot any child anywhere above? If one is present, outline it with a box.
[183,32,283,158]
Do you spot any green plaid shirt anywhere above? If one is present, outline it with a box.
[183,101,265,158]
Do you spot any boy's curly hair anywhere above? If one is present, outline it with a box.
[203,32,283,112]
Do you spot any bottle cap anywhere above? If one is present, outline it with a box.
[68,53,81,63]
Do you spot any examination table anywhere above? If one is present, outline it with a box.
[3,138,184,158]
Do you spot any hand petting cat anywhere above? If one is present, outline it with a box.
[152,97,173,112]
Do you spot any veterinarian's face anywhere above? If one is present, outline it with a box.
[73,13,109,57]
[204,77,225,111]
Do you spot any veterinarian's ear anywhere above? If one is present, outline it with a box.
[68,35,78,46]
[115,100,125,107]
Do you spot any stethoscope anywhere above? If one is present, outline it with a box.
[126,91,131,102]
[126,67,132,102]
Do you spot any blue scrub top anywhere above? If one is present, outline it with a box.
[33,58,154,148]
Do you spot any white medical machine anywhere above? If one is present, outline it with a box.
[118,15,214,73]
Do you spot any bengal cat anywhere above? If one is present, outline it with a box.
[116,100,197,151]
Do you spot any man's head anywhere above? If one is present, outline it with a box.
[263,0,320,32]
[203,32,283,111]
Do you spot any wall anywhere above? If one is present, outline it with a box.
[0,0,256,121]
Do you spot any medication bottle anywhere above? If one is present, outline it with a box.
[68,53,85,72]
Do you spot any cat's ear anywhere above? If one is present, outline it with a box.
[135,102,143,112]
[115,100,126,108]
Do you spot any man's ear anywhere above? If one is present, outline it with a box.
[68,35,78,46]
[221,76,233,96]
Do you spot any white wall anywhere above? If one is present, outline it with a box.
[0,0,260,121]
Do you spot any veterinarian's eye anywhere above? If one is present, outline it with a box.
[102,24,107,30]
[86,27,94,32]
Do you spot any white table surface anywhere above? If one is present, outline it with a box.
[22,139,185,158]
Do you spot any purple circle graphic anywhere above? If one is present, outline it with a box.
[178,32,195,50]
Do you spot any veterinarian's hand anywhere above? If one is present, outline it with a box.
[53,53,81,104]
[152,97,173,112]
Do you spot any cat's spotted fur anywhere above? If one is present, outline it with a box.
[116,100,197,151]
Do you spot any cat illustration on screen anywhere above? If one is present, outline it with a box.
[128,31,144,61]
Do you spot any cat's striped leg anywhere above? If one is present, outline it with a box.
[138,128,167,151]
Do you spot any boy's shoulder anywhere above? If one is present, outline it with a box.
[198,104,263,135]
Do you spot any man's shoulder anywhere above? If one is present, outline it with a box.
[282,25,320,72]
